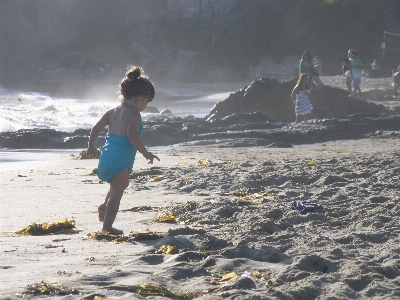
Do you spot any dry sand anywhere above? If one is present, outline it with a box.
[1,76,400,299]
[1,137,400,299]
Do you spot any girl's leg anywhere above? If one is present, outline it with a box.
[346,78,352,93]
[98,190,110,222]
[102,169,130,233]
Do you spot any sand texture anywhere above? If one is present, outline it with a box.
[1,138,400,299]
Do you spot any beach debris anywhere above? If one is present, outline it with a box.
[303,160,317,167]
[174,177,194,189]
[289,201,322,215]
[156,244,180,254]
[122,205,158,212]
[136,283,199,298]
[47,172,60,175]
[198,159,212,166]
[85,256,95,262]
[74,149,101,160]
[39,244,64,249]
[21,280,79,296]
[151,211,177,223]
[229,188,249,197]
[221,272,239,281]
[168,152,180,156]
[16,219,78,235]
[210,271,239,285]
[57,270,80,277]
[241,270,270,282]
[88,168,98,176]
[153,201,199,223]
[148,175,165,182]
[234,192,275,205]
[87,231,166,243]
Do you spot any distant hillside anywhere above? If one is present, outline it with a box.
[1,0,399,83]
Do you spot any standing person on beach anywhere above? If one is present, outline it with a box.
[341,49,353,94]
[350,50,363,99]
[313,56,322,75]
[291,73,312,123]
[86,66,160,234]
[299,51,324,86]
[370,59,379,78]
[392,65,400,96]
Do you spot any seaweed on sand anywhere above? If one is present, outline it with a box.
[16,219,79,235]
[87,231,167,243]
[21,280,79,296]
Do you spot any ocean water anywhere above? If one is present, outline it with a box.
[0,85,115,132]
[0,84,230,133]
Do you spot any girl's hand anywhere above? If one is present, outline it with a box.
[144,151,160,164]
[86,147,99,159]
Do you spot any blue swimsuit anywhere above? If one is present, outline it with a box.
[97,107,143,182]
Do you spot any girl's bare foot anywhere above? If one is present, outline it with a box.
[102,227,123,235]
[98,204,106,222]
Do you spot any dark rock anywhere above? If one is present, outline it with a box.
[205,78,389,122]
[144,105,160,113]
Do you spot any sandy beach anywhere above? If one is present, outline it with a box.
[1,136,400,299]
[1,76,400,299]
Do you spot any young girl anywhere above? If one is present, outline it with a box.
[86,66,160,234]
[299,51,324,86]
[350,51,363,99]
[291,73,312,123]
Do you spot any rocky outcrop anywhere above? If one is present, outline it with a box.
[205,78,389,122]
[1,113,400,149]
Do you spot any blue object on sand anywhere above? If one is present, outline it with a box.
[289,201,322,215]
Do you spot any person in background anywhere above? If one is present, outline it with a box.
[341,49,353,95]
[313,56,322,75]
[392,64,400,96]
[291,73,312,123]
[86,66,160,234]
[350,50,363,99]
[299,51,324,86]
[370,59,379,78]
[392,63,400,77]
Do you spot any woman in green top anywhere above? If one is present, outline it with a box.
[299,51,324,86]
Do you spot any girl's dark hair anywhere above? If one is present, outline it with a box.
[297,73,310,89]
[119,66,155,102]
[301,51,311,59]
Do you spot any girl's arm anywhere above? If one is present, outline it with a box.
[86,111,109,158]
[127,112,159,164]
[291,86,299,103]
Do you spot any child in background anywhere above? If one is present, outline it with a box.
[86,66,160,234]
[350,51,363,99]
[341,49,353,95]
[370,59,379,78]
[299,51,324,86]
[291,73,312,123]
